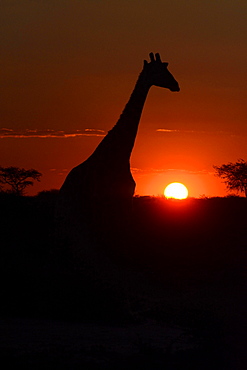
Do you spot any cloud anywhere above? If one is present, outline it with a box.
[131,167,213,176]
[156,128,211,134]
[156,129,182,133]
[0,128,106,138]
[166,168,214,176]
[156,128,238,136]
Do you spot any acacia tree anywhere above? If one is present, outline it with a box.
[0,166,42,195]
[213,159,247,197]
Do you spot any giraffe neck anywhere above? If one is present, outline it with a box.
[89,69,150,164]
[116,69,150,130]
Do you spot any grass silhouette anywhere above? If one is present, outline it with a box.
[1,192,247,368]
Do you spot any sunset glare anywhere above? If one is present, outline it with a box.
[164,182,188,200]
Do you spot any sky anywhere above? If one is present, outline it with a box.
[1,0,247,197]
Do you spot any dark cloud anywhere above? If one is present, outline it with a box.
[0,128,106,138]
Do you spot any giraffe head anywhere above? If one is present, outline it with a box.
[143,52,180,92]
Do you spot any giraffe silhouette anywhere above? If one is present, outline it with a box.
[53,53,180,313]
[56,53,180,242]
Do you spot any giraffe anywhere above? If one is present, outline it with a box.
[53,53,180,314]
[55,53,179,249]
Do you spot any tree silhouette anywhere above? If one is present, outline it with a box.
[0,166,42,195]
[213,159,247,197]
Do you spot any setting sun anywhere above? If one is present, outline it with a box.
[164,182,188,200]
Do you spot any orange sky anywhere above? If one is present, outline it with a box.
[1,1,247,197]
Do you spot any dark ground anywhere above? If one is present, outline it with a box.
[1,192,247,369]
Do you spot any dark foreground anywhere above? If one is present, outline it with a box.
[1,193,247,369]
